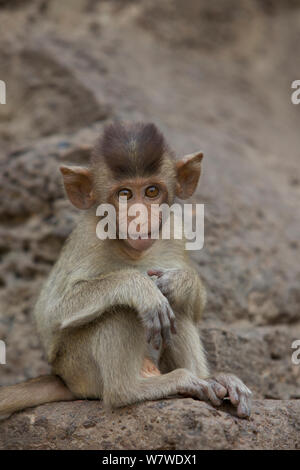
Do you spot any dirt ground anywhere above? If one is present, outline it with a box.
[0,0,300,448]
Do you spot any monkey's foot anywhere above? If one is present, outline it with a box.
[177,374,252,419]
[140,358,161,378]
[177,377,225,408]
[208,374,252,418]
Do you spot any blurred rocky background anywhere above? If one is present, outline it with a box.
[0,0,299,449]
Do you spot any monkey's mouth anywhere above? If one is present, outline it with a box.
[125,232,157,251]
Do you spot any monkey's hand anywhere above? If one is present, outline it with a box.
[56,269,176,350]
[148,268,199,310]
[139,290,177,350]
[208,373,252,418]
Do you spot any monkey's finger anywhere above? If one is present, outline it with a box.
[233,377,252,397]
[227,384,239,406]
[170,318,177,335]
[155,278,168,295]
[149,330,161,350]
[152,333,162,350]
[201,383,222,406]
[161,323,172,346]
[151,316,162,350]
[146,326,152,344]
[237,394,251,418]
[166,306,177,334]
[161,303,174,343]
[210,381,227,399]
[145,317,155,343]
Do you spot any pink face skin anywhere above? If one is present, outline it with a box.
[124,234,157,252]
[111,178,168,254]
[121,216,161,252]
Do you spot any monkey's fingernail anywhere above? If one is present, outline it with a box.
[147,270,159,276]
[230,390,239,404]
[215,384,227,398]
[238,396,251,418]
[238,407,250,418]
[148,270,163,278]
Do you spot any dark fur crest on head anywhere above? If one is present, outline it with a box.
[92,121,169,178]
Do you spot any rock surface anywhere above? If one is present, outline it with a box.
[0,0,299,450]
[0,399,299,450]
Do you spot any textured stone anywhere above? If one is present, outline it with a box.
[0,0,299,450]
[0,399,299,450]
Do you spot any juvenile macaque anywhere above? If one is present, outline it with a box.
[0,122,251,419]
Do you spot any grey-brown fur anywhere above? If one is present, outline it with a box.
[92,121,169,178]
[0,123,252,420]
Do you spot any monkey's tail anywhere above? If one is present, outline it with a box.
[0,375,74,420]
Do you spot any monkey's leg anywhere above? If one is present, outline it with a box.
[53,310,230,409]
[159,316,209,378]
[159,316,252,418]
[89,309,224,408]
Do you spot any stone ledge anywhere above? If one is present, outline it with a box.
[0,399,299,450]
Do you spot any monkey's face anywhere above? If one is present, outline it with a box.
[110,178,168,252]
[59,122,204,255]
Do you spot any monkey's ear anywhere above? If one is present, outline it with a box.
[175,152,203,199]
[60,166,95,210]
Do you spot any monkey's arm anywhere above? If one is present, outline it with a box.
[148,267,206,321]
[52,269,176,349]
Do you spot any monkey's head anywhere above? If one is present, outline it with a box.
[60,122,203,253]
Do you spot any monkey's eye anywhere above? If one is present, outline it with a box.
[118,188,133,200]
[145,186,159,198]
